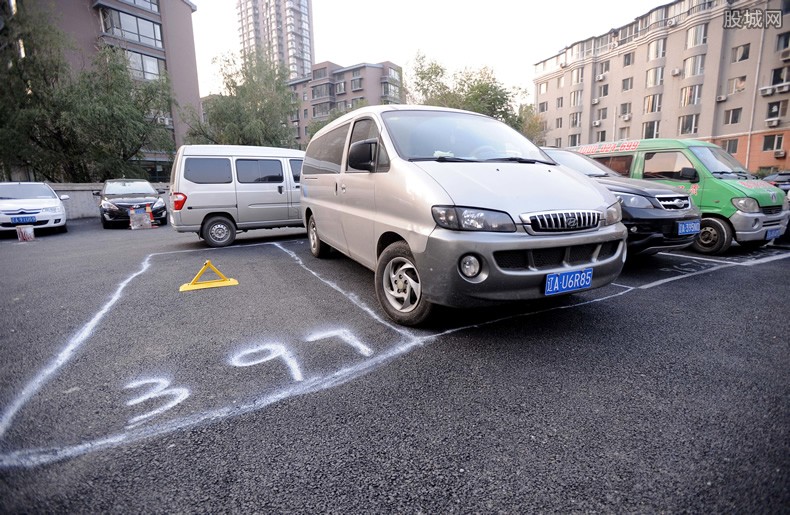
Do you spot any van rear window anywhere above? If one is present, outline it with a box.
[184,158,232,184]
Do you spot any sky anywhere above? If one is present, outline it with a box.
[190,0,664,101]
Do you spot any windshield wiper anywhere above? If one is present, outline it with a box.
[409,156,479,163]
[483,157,555,165]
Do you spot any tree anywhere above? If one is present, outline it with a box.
[185,54,297,148]
[515,103,546,146]
[0,3,176,182]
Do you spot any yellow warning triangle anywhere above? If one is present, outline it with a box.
[179,260,239,292]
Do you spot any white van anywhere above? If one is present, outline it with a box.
[301,105,628,326]
[169,145,305,247]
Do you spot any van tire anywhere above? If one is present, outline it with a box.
[375,241,434,326]
[202,216,236,247]
[692,217,732,255]
[307,214,330,258]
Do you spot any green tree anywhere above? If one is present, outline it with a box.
[515,103,546,146]
[185,54,297,148]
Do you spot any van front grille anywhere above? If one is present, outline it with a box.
[762,206,782,215]
[494,240,621,271]
[523,210,601,232]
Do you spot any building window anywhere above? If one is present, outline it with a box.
[767,100,788,118]
[570,90,583,107]
[679,85,703,106]
[644,94,662,113]
[723,139,738,154]
[557,76,565,88]
[555,117,563,129]
[335,81,346,94]
[554,137,562,147]
[623,52,634,67]
[596,130,607,142]
[763,134,784,151]
[643,120,660,139]
[569,134,581,147]
[678,114,699,135]
[622,77,633,91]
[620,102,632,115]
[389,67,401,81]
[125,50,165,80]
[119,0,159,12]
[571,67,584,84]
[539,82,548,94]
[597,107,608,121]
[727,76,747,94]
[313,67,327,80]
[772,66,790,85]
[646,67,664,87]
[647,38,667,60]
[352,69,361,78]
[598,84,609,97]
[777,32,790,51]
[382,82,400,99]
[570,112,582,128]
[556,97,564,108]
[683,55,705,77]
[538,101,548,113]
[724,108,742,124]
[312,83,331,99]
[540,120,549,132]
[351,78,363,91]
[686,23,708,48]
[731,44,750,63]
[596,60,610,75]
[100,8,163,48]
[618,127,630,139]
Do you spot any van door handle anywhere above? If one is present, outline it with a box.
[340,183,346,193]
[294,184,300,189]
[278,185,283,194]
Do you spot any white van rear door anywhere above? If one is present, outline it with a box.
[235,158,290,223]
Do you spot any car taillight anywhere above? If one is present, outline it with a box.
[172,192,187,211]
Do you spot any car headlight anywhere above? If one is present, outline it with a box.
[432,206,516,232]
[100,200,119,211]
[603,201,622,225]
[614,192,653,209]
[40,206,62,214]
[731,197,759,213]
[153,198,165,209]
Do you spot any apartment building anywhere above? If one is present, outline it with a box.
[21,0,202,181]
[288,61,404,147]
[533,0,790,174]
[237,0,314,80]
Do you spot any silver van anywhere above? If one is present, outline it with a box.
[301,105,628,326]
[169,145,305,247]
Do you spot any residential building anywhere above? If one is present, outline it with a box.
[288,61,404,147]
[237,0,314,80]
[533,0,790,174]
[21,0,202,181]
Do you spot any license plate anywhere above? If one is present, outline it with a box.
[766,228,782,240]
[677,220,700,235]
[11,216,36,224]
[545,268,593,296]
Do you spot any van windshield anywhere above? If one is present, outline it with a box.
[381,110,551,164]
[690,146,755,180]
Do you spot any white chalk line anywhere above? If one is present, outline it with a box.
[0,240,782,467]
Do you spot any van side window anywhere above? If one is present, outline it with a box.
[590,156,632,176]
[642,151,694,181]
[290,159,302,183]
[236,159,284,183]
[348,118,390,172]
[184,158,232,184]
[304,123,349,174]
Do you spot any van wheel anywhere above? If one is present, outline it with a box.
[375,241,434,326]
[202,216,236,247]
[307,214,330,258]
[692,218,732,255]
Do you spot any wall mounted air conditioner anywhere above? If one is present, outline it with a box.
[766,118,781,127]
[591,98,600,105]
[671,68,681,77]
[622,114,632,121]
[760,86,775,96]
[775,149,786,158]
[596,74,605,82]
[592,120,602,127]
[715,95,727,102]
[776,83,790,94]
[667,18,677,27]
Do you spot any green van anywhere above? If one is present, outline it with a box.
[575,139,789,254]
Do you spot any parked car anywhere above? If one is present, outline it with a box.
[94,179,167,229]
[301,105,627,326]
[0,182,69,233]
[543,148,701,256]
[763,171,790,193]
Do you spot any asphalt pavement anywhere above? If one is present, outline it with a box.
[0,218,788,513]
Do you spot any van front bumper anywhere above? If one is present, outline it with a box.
[413,224,628,308]
[730,209,789,242]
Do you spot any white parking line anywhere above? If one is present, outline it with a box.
[656,252,733,265]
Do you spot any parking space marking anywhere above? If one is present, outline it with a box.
[656,252,733,265]
[1,241,786,468]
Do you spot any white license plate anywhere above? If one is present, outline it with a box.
[545,268,593,296]
[677,220,700,235]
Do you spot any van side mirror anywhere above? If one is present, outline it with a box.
[679,167,699,183]
[348,138,377,172]
[92,191,101,196]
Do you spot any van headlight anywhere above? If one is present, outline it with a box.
[603,201,622,225]
[614,192,653,209]
[432,206,516,232]
[732,197,759,213]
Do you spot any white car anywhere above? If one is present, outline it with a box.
[0,182,69,233]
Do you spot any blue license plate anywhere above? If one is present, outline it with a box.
[545,268,593,296]
[766,228,782,240]
[677,220,700,235]
[11,216,36,224]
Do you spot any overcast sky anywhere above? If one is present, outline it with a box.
[190,0,664,101]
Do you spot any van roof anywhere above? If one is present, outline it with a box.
[574,138,719,155]
[179,145,305,158]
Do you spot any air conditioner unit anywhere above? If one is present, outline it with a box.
[592,120,602,127]
[155,116,173,126]
[776,83,790,93]
[715,95,727,102]
[622,114,632,121]
[591,98,600,105]
[760,86,775,96]
[782,48,790,62]
[671,68,681,77]
[596,74,605,82]
[767,117,781,127]
[775,149,786,158]
[667,18,677,27]
[611,40,619,48]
